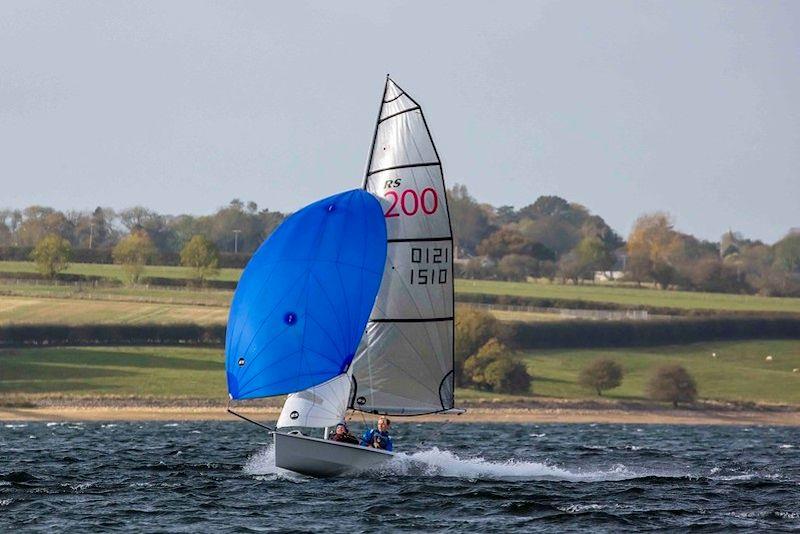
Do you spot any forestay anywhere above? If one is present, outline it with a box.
[225,189,386,401]
[352,77,455,415]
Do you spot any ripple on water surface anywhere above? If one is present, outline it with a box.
[0,422,799,532]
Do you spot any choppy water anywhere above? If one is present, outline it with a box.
[1,421,799,532]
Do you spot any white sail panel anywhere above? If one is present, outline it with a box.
[354,321,453,414]
[369,112,438,172]
[353,77,454,415]
[276,372,352,429]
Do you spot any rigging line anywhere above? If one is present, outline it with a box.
[366,162,440,177]
[377,106,421,124]
[227,406,275,432]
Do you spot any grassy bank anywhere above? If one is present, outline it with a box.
[521,339,800,405]
[456,279,800,314]
[2,341,798,406]
[0,295,228,325]
[0,261,241,283]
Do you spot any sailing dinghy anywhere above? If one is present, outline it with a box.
[226,77,458,477]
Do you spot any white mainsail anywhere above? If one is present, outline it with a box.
[276,372,353,429]
[352,77,455,415]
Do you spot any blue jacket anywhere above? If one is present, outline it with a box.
[360,428,393,451]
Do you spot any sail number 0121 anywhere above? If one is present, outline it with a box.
[384,188,438,218]
[410,246,449,285]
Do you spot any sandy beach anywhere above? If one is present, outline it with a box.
[3,404,800,426]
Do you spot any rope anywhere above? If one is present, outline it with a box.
[226,402,275,432]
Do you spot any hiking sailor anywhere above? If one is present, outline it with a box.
[360,416,393,451]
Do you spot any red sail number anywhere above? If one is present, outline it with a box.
[384,188,439,218]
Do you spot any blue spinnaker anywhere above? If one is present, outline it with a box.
[225,189,387,400]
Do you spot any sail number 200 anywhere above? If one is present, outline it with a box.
[384,188,438,218]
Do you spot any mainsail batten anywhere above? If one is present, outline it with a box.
[353,77,455,416]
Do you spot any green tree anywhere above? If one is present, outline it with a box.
[448,184,495,254]
[483,357,531,394]
[463,338,531,394]
[626,212,683,288]
[30,234,71,279]
[578,358,624,396]
[113,231,156,284]
[180,235,220,284]
[454,308,499,383]
[647,364,698,407]
[773,233,800,273]
[575,235,615,274]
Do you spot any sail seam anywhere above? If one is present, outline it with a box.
[367,162,440,176]
[370,317,453,323]
[378,106,421,124]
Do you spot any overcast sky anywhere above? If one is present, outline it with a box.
[1,1,798,242]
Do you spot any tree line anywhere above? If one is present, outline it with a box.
[449,185,800,297]
[2,187,799,295]
[0,200,284,255]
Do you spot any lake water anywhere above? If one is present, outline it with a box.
[1,421,798,532]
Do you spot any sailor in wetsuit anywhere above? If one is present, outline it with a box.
[360,416,393,451]
[328,422,359,445]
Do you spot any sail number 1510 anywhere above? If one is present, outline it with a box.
[385,188,438,218]
[410,246,449,285]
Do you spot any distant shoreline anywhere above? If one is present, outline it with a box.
[2,403,799,426]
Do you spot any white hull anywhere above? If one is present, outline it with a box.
[273,431,394,477]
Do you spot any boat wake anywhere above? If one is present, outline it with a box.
[384,447,652,482]
[242,445,671,482]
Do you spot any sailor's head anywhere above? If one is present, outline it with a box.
[377,416,391,432]
[335,423,347,435]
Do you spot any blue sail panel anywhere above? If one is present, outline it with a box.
[225,189,387,400]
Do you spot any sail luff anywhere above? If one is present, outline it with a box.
[362,76,391,188]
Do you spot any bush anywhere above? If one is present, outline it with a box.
[30,235,71,279]
[578,357,624,395]
[501,317,800,350]
[455,308,499,383]
[463,338,531,394]
[483,357,531,394]
[647,364,698,407]
[0,323,225,347]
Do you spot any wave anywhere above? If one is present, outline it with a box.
[383,448,655,482]
[242,445,305,482]
[241,444,677,483]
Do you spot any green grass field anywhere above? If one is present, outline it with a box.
[0,261,241,282]
[456,279,800,314]
[2,341,798,405]
[0,295,228,325]
[3,260,800,314]
[0,281,232,307]
[0,346,227,398]
[521,339,800,405]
